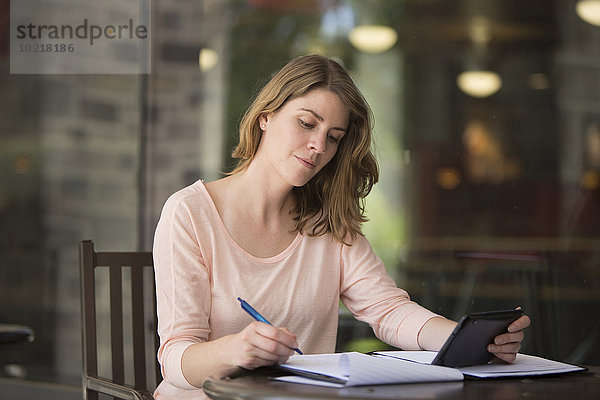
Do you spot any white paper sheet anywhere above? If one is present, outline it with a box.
[459,353,585,377]
[277,352,463,387]
[374,351,585,378]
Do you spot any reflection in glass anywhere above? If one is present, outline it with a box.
[0,0,599,391]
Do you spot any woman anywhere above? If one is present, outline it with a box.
[153,54,530,395]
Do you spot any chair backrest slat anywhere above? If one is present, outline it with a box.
[79,240,159,399]
[109,264,125,385]
[152,283,161,384]
[131,266,147,389]
[80,241,99,378]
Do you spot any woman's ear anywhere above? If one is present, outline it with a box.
[258,113,273,131]
[258,114,269,131]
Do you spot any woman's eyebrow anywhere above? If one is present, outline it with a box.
[299,108,346,133]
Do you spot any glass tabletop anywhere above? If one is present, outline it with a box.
[203,365,600,400]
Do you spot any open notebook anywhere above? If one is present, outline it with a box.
[276,351,584,387]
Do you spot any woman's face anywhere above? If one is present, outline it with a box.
[256,88,349,187]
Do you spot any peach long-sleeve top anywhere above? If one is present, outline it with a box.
[152,180,439,396]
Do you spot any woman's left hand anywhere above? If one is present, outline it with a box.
[488,314,531,363]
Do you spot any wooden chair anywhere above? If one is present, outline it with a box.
[79,240,161,400]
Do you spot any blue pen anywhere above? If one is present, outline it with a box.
[237,297,303,355]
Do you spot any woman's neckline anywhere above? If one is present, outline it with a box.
[197,179,303,263]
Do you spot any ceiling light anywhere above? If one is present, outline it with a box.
[457,70,502,98]
[436,167,461,190]
[348,25,398,54]
[198,48,218,71]
[576,0,600,26]
[528,73,550,90]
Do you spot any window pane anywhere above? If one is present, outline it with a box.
[0,0,598,389]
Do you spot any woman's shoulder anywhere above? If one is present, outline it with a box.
[339,231,374,255]
[161,179,211,212]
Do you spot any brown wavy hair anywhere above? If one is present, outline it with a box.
[230,54,379,244]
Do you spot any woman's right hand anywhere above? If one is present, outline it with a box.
[228,321,299,370]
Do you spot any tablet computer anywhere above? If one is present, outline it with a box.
[431,309,523,368]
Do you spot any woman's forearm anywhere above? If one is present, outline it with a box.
[180,322,299,387]
[180,334,240,388]
[417,316,457,351]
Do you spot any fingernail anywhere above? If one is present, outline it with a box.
[488,345,495,352]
